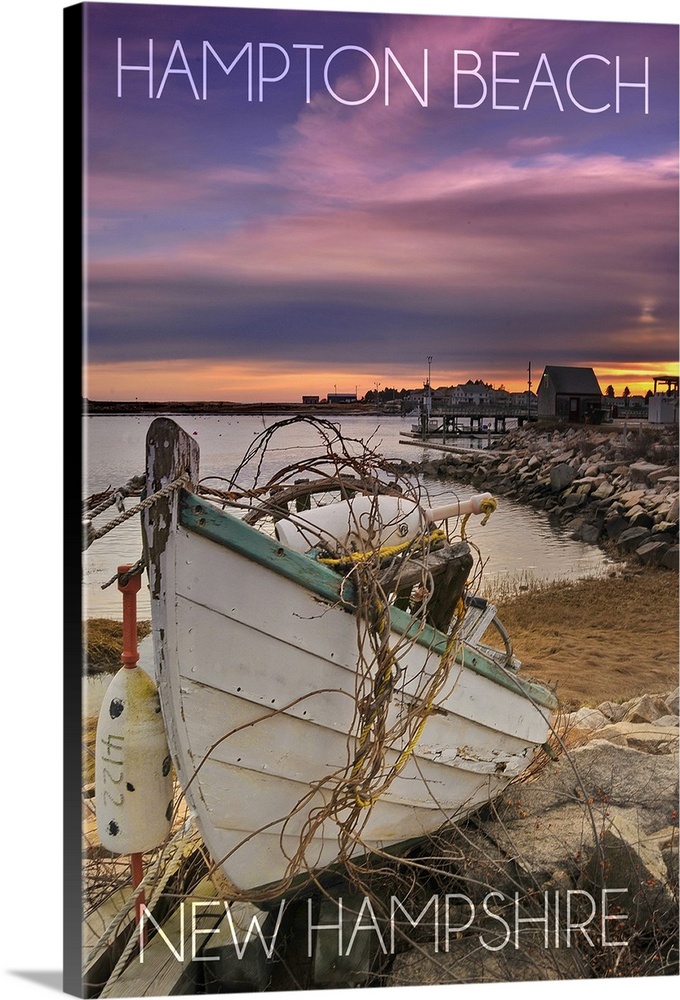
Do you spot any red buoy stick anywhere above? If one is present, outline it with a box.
[118,565,146,929]
[119,564,142,670]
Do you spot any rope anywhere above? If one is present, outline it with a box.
[82,475,189,550]
[86,821,200,974]
[317,527,448,568]
[392,635,459,774]
[350,621,461,809]
[84,474,145,520]
[460,495,497,539]
[101,558,146,591]
[350,591,398,807]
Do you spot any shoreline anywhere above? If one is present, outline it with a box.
[396,421,679,571]
[83,400,394,417]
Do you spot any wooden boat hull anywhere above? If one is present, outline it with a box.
[142,418,557,896]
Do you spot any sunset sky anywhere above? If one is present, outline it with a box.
[80,1,679,401]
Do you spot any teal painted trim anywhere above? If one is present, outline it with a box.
[181,492,348,606]
[180,491,557,712]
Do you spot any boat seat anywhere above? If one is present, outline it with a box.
[379,539,473,633]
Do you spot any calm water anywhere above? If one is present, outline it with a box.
[83,413,617,619]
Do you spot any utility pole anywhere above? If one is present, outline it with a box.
[527,361,532,421]
[420,356,433,437]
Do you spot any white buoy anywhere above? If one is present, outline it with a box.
[95,566,172,860]
[274,492,494,555]
[95,663,173,854]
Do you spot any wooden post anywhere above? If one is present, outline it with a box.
[142,418,200,601]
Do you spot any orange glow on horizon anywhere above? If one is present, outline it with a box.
[85,358,679,404]
[591,362,679,398]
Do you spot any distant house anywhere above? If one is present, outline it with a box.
[537,366,603,423]
[509,389,537,411]
[445,380,497,406]
[302,395,320,405]
[327,392,358,404]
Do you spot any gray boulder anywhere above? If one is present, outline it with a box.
[550,464,577,492]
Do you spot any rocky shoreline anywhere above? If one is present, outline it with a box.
[382,425,679,982]
[385,686,679,984]
[397,422,679,571]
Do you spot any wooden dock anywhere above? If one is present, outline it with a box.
[414,405,535,436]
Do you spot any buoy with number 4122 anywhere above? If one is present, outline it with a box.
[95,568,173,856]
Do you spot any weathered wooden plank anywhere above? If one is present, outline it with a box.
[143,417,200,602]
[383,540,473,631]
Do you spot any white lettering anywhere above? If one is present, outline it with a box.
[479,892,511,952]
[139,903,184,963]
[514,891,550,949]
[523,53,564,111]
[308,897,343,958]
[324,46,380,105]
[259,42,290,102]
[224,900,287,959]
[444,894,475,952]
[453,50,487,109]
[191,902,220,961]
[202,41,253,102]
[601,888,629,947]
[616,56,649,113]
[566,54,611,113]
[156,40,199,100]
[384,47,428,107]
[117,38,153,98]
[345,896,387,955]
[293,44,324,103]
[390,894,439,953]
[566,890,597,947]
[493,51,520,110]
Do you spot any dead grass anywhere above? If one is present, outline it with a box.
[495,567,679,710]
[85,618,152,674]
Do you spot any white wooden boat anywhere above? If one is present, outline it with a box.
[141,417,557,899]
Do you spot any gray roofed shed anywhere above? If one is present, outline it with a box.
[537,366,603,423]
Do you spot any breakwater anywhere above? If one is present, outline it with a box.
[398,423,679,571]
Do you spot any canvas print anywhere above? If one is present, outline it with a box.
[70,1,679,996]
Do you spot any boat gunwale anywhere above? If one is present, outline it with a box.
[179,489,558,712]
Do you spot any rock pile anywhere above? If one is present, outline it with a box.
[386,687,679,984]
[398,423,679,570]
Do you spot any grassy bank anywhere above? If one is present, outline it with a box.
[495,567,678,710]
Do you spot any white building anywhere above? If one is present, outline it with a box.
[648,375,678,424]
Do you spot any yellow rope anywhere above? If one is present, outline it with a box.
[350,595,396,806]
[318,527,447,567]
[324,498,497,809]
[354,634,460,807]
[460,496,497,539]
